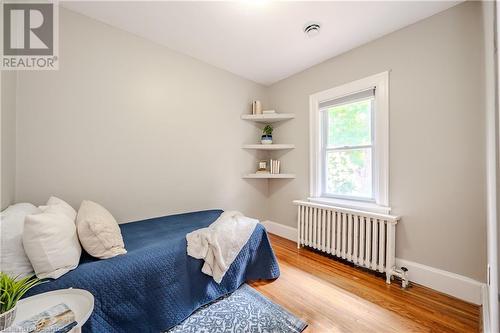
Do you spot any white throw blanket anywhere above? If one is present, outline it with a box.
[186,211,258,283]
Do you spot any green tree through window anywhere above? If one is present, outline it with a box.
[325,99,373,199]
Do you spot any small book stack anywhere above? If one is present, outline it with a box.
[270,159,281,174]
[10,303,77,333]
[263,109,276,115]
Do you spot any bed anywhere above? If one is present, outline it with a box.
[24,209,280,332]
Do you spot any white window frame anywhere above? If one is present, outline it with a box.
[309,71,390,214]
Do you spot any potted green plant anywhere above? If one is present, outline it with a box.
[0,273,42,330]
[261,124,273,144]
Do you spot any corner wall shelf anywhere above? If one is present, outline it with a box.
[243,173,296,179]
[242,144,295,150]
[241,111,295,181]
[241,113,295,123]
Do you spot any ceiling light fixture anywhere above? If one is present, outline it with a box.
[304,22,321,38]
[242,0,269,7]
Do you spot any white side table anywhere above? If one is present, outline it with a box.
[11,288,94,333]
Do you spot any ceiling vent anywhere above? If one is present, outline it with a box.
[304,22,321,38]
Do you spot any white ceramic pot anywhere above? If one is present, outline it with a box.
[0,305,17,330]
[261,135,273,145]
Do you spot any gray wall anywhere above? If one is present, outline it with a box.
[1,72,17,210]
[11,2,488,281]
[15,8,269,223]
[266,1,486,281]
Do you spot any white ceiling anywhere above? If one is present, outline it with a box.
[62,1,461,85]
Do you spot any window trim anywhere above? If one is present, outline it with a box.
[309,71,390,213]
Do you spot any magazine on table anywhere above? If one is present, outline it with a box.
[7,303,76,333]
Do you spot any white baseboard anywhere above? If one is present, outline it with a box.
[482,285,490,333]
[262,220,484,305]
[261,220,297,242]
[395,258,483,305]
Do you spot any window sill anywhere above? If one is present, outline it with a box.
[307,197,391,215]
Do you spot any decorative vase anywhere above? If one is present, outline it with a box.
[261,135,272,145]
[252,100,263,115]
[0,305,17,330]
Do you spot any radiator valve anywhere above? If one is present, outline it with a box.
[392,266,410,289]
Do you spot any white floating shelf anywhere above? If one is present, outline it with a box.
[243,173,296,179]
[242,144,295,150]
[241,113,295,123]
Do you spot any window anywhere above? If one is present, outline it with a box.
[322,89,374,200]
[309,72,389,213]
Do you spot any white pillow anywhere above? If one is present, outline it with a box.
[76,200,127,259]
[39,196,77,222]
[23,205,82,279]
[0,203,40,278]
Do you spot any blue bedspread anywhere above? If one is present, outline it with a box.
[25,210,280,332]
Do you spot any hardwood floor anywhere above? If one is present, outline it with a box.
[249,234,480,333]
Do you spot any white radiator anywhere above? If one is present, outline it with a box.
[293,200,400,284]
